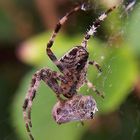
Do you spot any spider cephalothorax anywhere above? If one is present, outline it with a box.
[23,3,116,140]
[59,46,89,98]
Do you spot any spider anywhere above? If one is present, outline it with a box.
[23,3,116,140]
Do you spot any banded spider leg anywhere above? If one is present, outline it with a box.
[23,68,65,140]
[46,4,84,74]
[81,6,117,98]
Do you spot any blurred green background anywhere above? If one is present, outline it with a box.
[0,0,140,140]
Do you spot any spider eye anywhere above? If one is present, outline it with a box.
[90,112,94,119]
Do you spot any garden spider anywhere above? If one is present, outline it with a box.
[23,3,116,140]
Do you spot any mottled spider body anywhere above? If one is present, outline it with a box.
[59,46,89,98]
[23,3,116,140]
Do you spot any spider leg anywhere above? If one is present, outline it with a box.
[46,5,82,73]
[23,70,42,140]
[81,6,116,48]
[27,69,65,125]
[88,60,102,72]
[23,68,65,140]
[85,80,104,98]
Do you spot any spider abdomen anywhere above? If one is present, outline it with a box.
[52,94,98,124]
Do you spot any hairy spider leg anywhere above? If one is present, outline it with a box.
[81,6,117,99]
[46,4,83,73]
[23,68,65,140]
[86,80,104,98]
[88,60,102,72]
[81,6,116,48]
[23,70,42,140]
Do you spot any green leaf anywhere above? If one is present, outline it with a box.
[126,4,140,55]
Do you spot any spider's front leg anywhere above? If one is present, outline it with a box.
[46,4,83,73]
[85,80,104,99]
[22,68,65,140]
[81,6,116,48]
